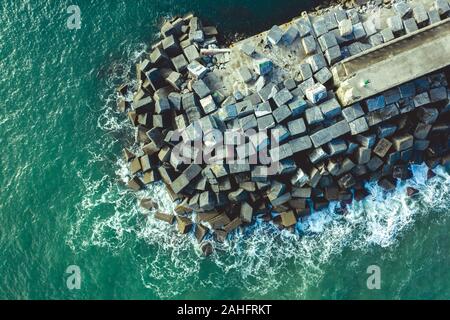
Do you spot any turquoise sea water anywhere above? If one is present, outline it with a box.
[1,0,450,300]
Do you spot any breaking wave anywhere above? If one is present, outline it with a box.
[67,42,450,299]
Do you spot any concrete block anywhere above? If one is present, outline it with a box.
[284,78,297,91]
[428,9,441,24]
[356,147,371,165]
[312,18,328,37]
[366,104,400,126]
[305,106,324,125]
[381,28,395,42]
[192,80,211,99]
[318,32,338,51]
[307,53,327,73]
[327,139,347,156]
[338,173,356,189]
[162,35,181,57]
[273,105,292,123]
[281,211,297,227]
[171,54,188,72]
[270,125,290,145]
[283,26,299,45]
[417,107,439,124]
[240,41,256,56]
[295,19,311,37]
[305,83,327,104]
[254,58,273,76]
[369,33,384,47]
[267,25,283,45]
[302,35,317,55]
[395,2,412,18]
[387,15,404,33]
[187,61,209,80]
[257,114,276,131]
[199,95,217,114]
[270,143,293,162]
[374,138,393,157]
[330,120,351,139]
[314,67,333,84]
[434,0,450,15]
[309,147,328,164]
[289,136,312,154]
[392,134,414,151]
[430,87,448,102]
[342,103,364,122]
[258,82,277,102]
[378,123,397,138]
[349,117,369,135]
[353,22,367,40]
[273,88,294,107]
[255,101,272,118]
[356,133,376,148]
[288,97,308,117]
[414,139,430,151]
[413,92,431,108]
[319,98,341,119]
[365,95,386,112]
[291,168,309,187]
[324,11,338,30]
[324,46,342,65]
[287,118,306,136]
[413,4,429,25]
[299,63,313,80]
[238,66,253,83]
[403,18,419,34]
[239,202,253,223]
[339,19,353,36]
[414,123,432,139]
[367,156,384,172]
[310,128,333,148]
[239,113,258,131]
[250,131,270,151]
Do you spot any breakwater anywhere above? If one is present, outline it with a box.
[116,0,450,254]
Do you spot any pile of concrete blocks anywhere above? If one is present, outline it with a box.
[116,8,450,244]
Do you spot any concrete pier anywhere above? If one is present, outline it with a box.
[333,17,450,105]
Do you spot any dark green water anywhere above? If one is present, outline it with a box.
[1,0,450,300]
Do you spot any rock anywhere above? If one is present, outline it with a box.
[140,198,157,210]
[200,242,214,256]
[406,187,419,197]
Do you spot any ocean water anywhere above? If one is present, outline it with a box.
[1,0,450,300]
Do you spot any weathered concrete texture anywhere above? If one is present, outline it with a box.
[333,18,450,106]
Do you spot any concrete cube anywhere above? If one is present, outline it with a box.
[349,117,369,135]
[342,103,364,122]
[305,106,324,125]
[302,35,317,55]
[289,136,312,153]
[267,25,284,45]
